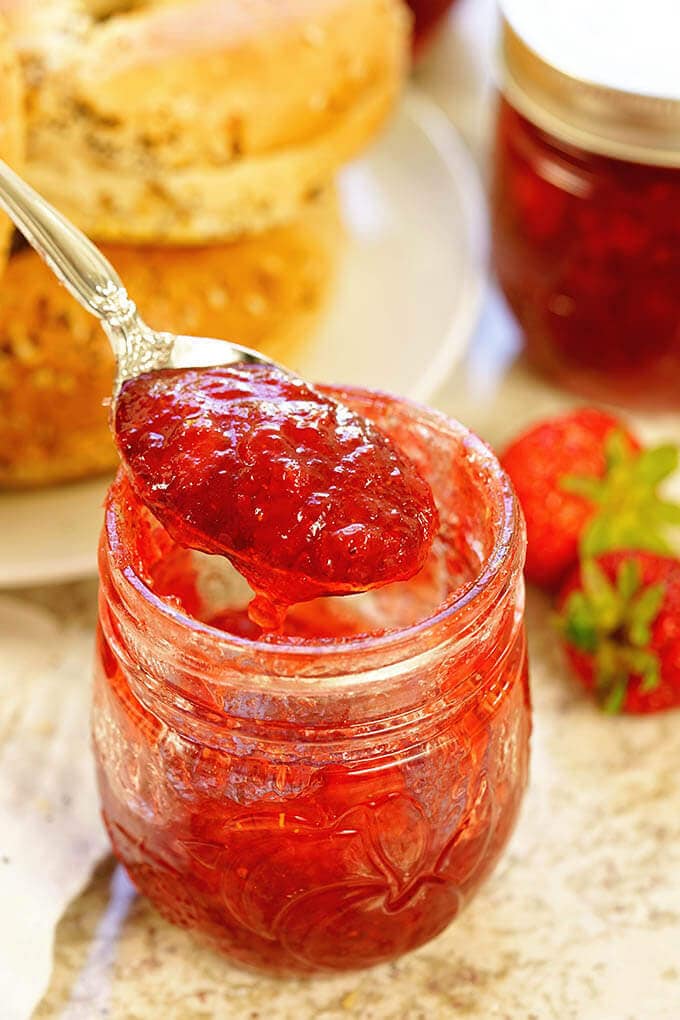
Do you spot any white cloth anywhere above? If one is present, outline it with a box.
[0,598,108,1020]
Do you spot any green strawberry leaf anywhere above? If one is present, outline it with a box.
[581,513,617,558]
[616,558,641,601]
[598,512,673,555]
[625,648,661,692]
[561,591,598,652]
[604,429,635,471]
[595,642,621,687]
[582,507,675,558]
[560,475,607,502]
[650,501,680,525]
[562,433,680,562]
[581,558,620,624]
[641,663,661,693]
[558,555,666,713]
[631,445,678,486]
[627,582,666,646]
[602,679,627,715]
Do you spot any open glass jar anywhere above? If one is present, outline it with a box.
[93,388,530,975]
[492,3,680,408]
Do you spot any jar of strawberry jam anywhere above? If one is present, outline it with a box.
[492,2,680,408]
[93,388,530,975]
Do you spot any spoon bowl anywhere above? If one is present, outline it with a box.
[0,159,277,396]
[166,335,267,373]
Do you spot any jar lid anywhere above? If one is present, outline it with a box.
[498,0,680,166]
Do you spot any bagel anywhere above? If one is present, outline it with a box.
[0,0,410,243]
[0,18,23,275]
[0,186,341,488]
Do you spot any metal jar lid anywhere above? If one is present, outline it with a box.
[498,0,680,167]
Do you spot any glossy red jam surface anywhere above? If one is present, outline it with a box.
[96,390,530,974]
[407,0,457,52]
[114,365,438,628]
[492,100,680,408]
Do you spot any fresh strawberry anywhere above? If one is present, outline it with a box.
[501,408,680,589]
[556,551,680,714]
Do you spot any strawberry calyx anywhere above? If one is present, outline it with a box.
[560,430,680,560]
[557,558,666,714]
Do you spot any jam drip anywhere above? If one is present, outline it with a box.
[114,364,438,628]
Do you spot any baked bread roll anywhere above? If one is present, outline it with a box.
[0,18,23,275]
[0,0,410,243]
[0,187,340,488]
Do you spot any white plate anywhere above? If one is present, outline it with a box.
[0,89,487,589]
[301,89,487,399]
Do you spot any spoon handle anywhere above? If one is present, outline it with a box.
[0,158,140,335]
[0,158,269,386]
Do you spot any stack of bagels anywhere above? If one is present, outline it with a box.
[0,0,410,487]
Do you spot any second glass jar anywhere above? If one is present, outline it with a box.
[492,15,680,409]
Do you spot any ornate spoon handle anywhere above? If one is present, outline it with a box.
[0,159,135,327]
[0,158,173,383]
[0,159,271,388]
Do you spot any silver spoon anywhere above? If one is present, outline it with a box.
[0,159,276,394]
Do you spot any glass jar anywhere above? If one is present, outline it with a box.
[93,388,530,975]
[492,6,680,409]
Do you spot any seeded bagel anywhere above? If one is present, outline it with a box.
[0,18,23,274]
[0,0,410,243]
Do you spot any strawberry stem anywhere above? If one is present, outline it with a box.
[560,431,680,560]
[557,558,665,712]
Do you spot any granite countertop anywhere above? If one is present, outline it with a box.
[19,2,680,1017]
[30,318,680,1020]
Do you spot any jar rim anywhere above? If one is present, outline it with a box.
[103,389,524,678]
[498,17,680,167]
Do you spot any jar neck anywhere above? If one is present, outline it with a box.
[99,483,524,746]
[499,22,680,168]
[99,556,525,755]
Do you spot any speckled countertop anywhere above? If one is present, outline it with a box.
[18,2,680,1017]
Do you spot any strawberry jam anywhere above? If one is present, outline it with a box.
[94,388,530,974]
[492,100,680,408]
[114,365,438,628]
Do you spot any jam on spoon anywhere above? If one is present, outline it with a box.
[114,363,439,628]
[0,159,437,621]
